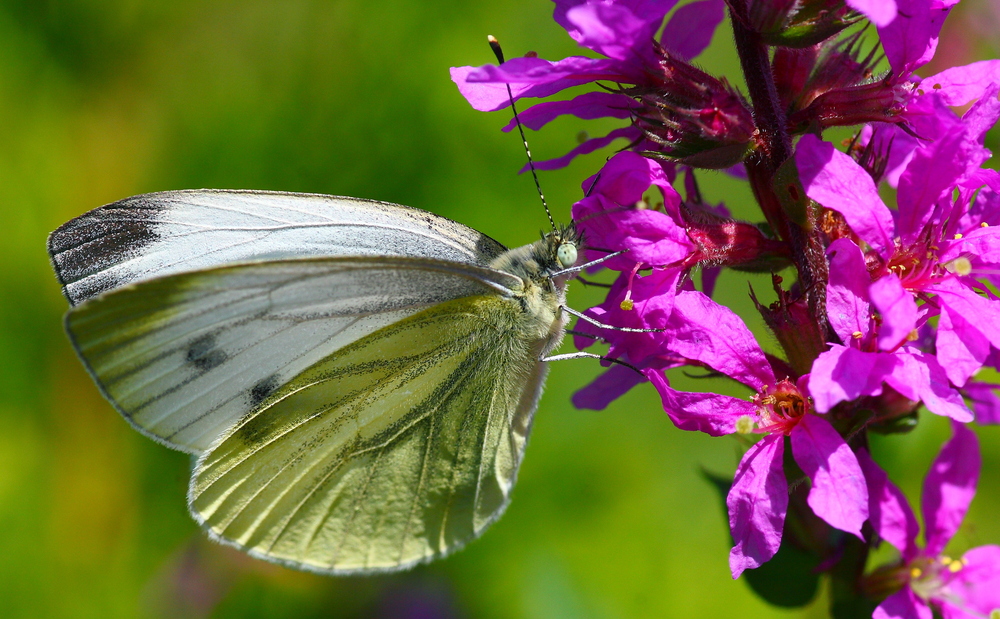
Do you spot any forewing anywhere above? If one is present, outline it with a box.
[66,256,521,454]
[189,294,547,574]
[48,190,508,305]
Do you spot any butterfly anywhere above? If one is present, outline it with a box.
[48,189,629,574]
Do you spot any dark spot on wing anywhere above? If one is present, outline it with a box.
[187,334,227,372]
[48,195,164,304]
[249,374,281,408]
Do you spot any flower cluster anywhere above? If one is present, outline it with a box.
[455,0,1000,616]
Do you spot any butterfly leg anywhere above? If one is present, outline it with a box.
[560,305,662,333]
[540,351,643,375]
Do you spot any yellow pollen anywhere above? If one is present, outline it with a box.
[947,257,973,276]
[620,298,634,311]
[948,561,963,573]
[911,567,923,579]
[907,330,919,342]
[735,415,756,434]
[852,331,864,339]
[954,233,964,239]
[983,222,990,228]
[941,556,952,565]
[635,199,649,210]
[989,610,1000,619]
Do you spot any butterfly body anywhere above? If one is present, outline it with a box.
[50,190,582,574]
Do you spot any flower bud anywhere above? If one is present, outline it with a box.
[788,77,912,133]
[750,0,861,48]
[752,275,827,376]
[621,43,755,169]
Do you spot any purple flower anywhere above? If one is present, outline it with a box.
[640,291,869,578]
[796,95,1000,387]
[860,422,1000,619]
[808,237,974,423]
[571,151,688,272]
[450,0,729,169]
[568,151,791,407]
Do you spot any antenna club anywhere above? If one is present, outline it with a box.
[488,35,505,64]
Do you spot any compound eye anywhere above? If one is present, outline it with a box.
[557,242,578,269]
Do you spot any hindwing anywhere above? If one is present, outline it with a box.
[189,293,547,573]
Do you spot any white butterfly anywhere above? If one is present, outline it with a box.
[49,189,628,574]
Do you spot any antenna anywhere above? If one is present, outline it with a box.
[488,35,556,232]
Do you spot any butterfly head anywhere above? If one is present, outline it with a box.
[542,223,584,273]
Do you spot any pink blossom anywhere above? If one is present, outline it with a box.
[861,423,1000,619]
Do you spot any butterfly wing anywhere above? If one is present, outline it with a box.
[65,256,521,453]
[48,190,508,305]
[189,291,548,574]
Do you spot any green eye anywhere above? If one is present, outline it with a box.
[557,243,577,268]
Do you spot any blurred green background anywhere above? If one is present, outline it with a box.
[1,1,998,617]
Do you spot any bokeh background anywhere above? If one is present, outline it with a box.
[2,1,998,617]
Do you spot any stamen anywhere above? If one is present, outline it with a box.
[620,262,643,311]
[735,415,756,434]
[945,256,973,276]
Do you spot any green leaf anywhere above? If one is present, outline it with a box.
[701,469,821,608]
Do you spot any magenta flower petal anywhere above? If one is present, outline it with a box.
[565,3,650,61]
[959,83,1000,146]
[464,55,623,85]
[665,291,775,389]
[659,0,725,59]
[922,421,980,557]
[870,274,918,351]
[826,238,872,343]
[873,588,932,619]
[501,91,636,132]
[847,0,897,27]
[580,150,677,206]
[896,127,978,242]
[935,309,990,388]
[574,268,683,363]
[884,352,974,423]
[531,126,641,172]
[856,449,920,560]
[573,363,648,410]
[796,134,895,256]
[594,209,694,265]
[877,0,958,74]
[965,381,1000,424]
[920,60,1000,107]
[940,225,1000,268]
[451,55,623,111]
[645,370,748,436]
[809,346,892,413]
[728,434,787,579]
[553,0,678,50]
[450,61,608,112]
[790,415,868,538]
[943,545,1000,617]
